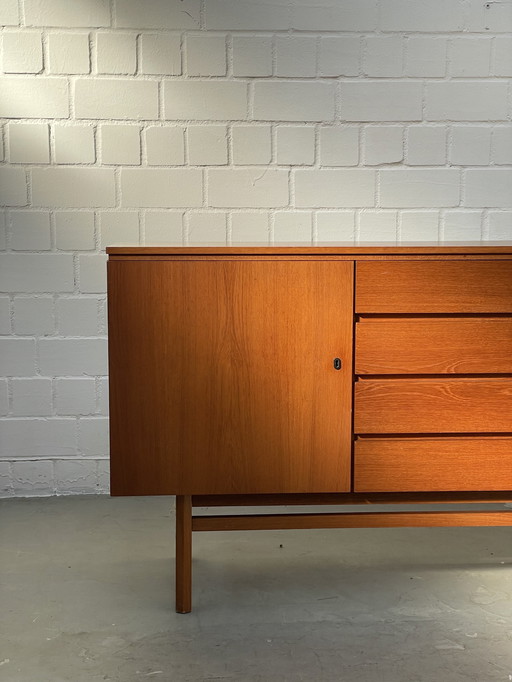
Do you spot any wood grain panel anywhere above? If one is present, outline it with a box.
[354,437,512,492]
[356,261,512,313]
[355,378,512,433]
[356,317,512,374]
[108,259,353,496]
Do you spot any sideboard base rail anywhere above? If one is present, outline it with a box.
[175,494,512,613]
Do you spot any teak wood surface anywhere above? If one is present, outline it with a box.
[356,317,512,375]
[356,260,512,313]
[354,436,512,492]
[355,377,512,433]
[108,258,353,495]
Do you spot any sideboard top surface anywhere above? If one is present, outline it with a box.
[107,241,512,257]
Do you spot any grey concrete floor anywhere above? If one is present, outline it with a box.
[1,496,512,682]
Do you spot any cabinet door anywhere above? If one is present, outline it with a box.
[108,258,353,495]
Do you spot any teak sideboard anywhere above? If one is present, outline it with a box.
[107,243,512,612]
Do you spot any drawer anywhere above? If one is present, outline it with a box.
[354,436,512,492]
[355,377,512,433]
[356,317,512,375]
[356,261,512,313]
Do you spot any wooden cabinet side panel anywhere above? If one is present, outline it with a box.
[108,259,354,496]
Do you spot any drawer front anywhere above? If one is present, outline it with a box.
[355,378,512,433]
[356,261,512,313]
[354,437,512,492]
[356,317,512,374]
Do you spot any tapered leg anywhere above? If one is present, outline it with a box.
[175,495,192,613]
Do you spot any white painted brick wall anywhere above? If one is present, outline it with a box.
[0,0,511,497]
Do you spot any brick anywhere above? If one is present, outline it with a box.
[144,212,183,244]
[231,213,269,243]
[400,211,439,240]
[57,297,100,336]
[8,123,49,164]
[2,418,76,457]
[493,127,512,165]
[425,82,508,122]
[39,338,108,376]
[208,169,289,208]
[450,38,491,77]
[100,125,140,165]
[488,212,512,240]
[54,125,95,164]
[96,32,136,75]
[232,36,272,77]
[294,169,375,208]
[14,296,54,334]
[75,79,158,120]
[0,0,19,26]
[316,212,355,241]
[406,127,446,166]
[364,126,403,165]
[48,33,90,74]
[140,33,181,75]
[320,127,359,167]
[99,211,139,248]
[380,0,463,31]
[276,126,315,165]
[275,36,316,77]
[318,36,360,77]
[466,0,512,32]
[359,211,397,240]
[494,37,512,77]
[186,35,226,77]
[55,378,96,416]
[0,462,12,497]
[25,0,110,27]
[145,126,185,165]
[55,212,95,251]
[0,254,74,292]
[98,377,109,415]
[97,459,110,492]
[10,211,51,251]
[2,31,42,73]
[121,168,203,208]
[0,379,8,415]
[254,81,335,122]
[274,212,312,241]
[188,213,227,243]
[363,36,403,77]
[0,212,5,250]
[115,0,200,29]
[0,168,27,206]
[232,126,271,165]
[79,254,107,293]
[0,296,11,335]
[32,168,115,208]
[164,81,247,121]
[451,126,491,166]
[443,211,482,240]
[405,37,446,77]
[292,0,377,31]
[380,169,460,208]
[12,378,52,416]
[0,77,68,118]
[341,82,422,122]
[11,461,54,495]
[79,417,109,455]
[55,459,98,494]
[188,126,228,166]
[464,170,512,208]
[205,0,289,30]
[0,338,36,375]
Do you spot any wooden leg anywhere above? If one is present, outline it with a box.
[175,495,192,613]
